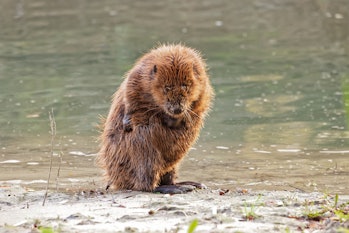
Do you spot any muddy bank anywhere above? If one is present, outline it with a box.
[0,184,348,233]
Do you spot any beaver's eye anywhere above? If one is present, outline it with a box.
[181,84,188,91]
[164,86,173,93]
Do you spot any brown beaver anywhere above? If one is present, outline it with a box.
[96,44,214,193]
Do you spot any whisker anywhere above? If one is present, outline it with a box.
[142,106,159,115]
[187,108,200,119]
[184,111,193,125]
[149,109,162,122]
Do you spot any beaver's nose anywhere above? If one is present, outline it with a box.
[169,103,183,115]
[173,107,183,115]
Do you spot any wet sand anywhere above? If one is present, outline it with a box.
[1,184,348,233]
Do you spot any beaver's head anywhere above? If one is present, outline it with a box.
[149,45,206,118]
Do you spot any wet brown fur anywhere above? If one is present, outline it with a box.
[96,44,214,191]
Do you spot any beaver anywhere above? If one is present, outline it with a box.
[96,44,214,193]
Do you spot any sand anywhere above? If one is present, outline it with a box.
[1,184,348,233]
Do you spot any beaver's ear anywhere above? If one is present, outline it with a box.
[152,65,157,74]
[150,65,157,79]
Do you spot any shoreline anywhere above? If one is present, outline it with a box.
[1,184,348,232]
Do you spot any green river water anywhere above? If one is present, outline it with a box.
[0,0,349,193]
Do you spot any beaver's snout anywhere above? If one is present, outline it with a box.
[167,103,184,116]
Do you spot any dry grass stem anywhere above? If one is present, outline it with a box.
[42,108,56,206]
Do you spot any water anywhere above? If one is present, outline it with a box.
[1,0,348,193]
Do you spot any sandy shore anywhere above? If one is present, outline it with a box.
[0,184,348,233]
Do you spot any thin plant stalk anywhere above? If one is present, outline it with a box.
[55,137,63,192]
[42,109,56,206]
